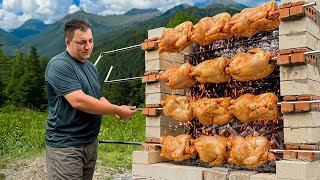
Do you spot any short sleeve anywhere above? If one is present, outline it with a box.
[45,59,82,96]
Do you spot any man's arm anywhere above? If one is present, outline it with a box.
[64,90,136,119]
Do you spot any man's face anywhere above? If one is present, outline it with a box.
[66,28,94,62]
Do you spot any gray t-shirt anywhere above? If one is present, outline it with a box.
[45,51,102,148]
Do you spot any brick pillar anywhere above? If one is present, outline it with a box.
[277,1,320,179]
[132,27,193,179]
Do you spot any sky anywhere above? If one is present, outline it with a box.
[0,0,279,31]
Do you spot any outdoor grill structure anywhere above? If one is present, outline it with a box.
[132,0,320,179]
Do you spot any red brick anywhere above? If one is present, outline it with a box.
[280,3,292,9]
[146,104,162,108]
[284,96,297,101]
[277,54,290,65]
[142,108,149,116]
[283,151,298,159]
[141,75,149,83]
[281,103,295,113]
[290,5,304,15]
[145,139,160,144]
[279,8,290,19]
[300,145,320,150]
[292,48,309,53]
[291,53,305,63]
[141,144,161,151]
[297,96,312,101]
[148,108,160,116]
[295,102,311,111]
[286,144,300,150]
[298,152,314,161]
[147,41,158,50]
[280,49,293,55]
[144,71,159,76]
[148,74,158,82]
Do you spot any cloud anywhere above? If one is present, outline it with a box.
[79,0,208,15]
[0,0,74,30]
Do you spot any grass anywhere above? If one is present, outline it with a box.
[0,107,146,177]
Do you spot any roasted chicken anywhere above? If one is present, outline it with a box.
[191,97,233,125]
[157,62,197,89]
[161,95,195,122]
[158,21,193,53]
[191,13,233,45]
[228,93,278,123]
[159,134,197,161]
[189,57,231,83]
[191,135,231,166]
[228,136,275,168]
[226,48,276,81]
[230,1,280,38]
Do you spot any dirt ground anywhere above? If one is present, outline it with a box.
[2,156,124,180]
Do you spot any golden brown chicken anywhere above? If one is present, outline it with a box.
[228,93,278,123]
[191,135,231,166]
[161,95,195,122]
[191,97,233,125]
[226,48,276,81]
[189,57,231,83]
[158,21,193,53]
[230,1,280,38]
[157,62,197,89]
[160,134,197,161]
[191,13,233,45]
[228,136,275,168]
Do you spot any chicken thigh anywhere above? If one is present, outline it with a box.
[160,134,197,161]
[191,135,231,166]
[226,48,275,81]
[157,62,197,89]
[228,136,275,168]
[230,1,280,38]
[158,21,193,53]
[228,93,278,123]
[161,95,195,122]
[191,97,233,125]
[189,57,231,83]
[191,13,233,45]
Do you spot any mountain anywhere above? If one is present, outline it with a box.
[124,8,160,16]
[205,0,248,10]
[11,19,48,39]
[161,4,191,16]
[0,28,21,55]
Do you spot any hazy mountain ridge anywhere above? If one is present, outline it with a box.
[11,19,48,39]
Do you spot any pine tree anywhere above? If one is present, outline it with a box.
[167,11,198,28]
[0,40,11,107]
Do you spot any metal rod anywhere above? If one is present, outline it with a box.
[302,2,316,7]
[93,44,141,66]
[99,140,143,146]
[104,66,113,82]
[104,76,142,84]
[270,149,320,154]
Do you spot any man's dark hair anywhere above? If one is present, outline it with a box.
[64,19,91,40]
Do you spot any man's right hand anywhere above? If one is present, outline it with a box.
[115,105,137,120]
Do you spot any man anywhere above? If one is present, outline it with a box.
[45,19,137,180]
